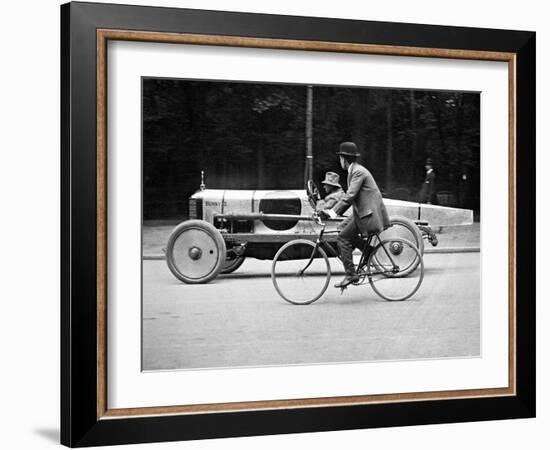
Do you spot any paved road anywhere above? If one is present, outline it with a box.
[142,253,480,370]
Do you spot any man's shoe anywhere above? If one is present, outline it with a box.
[334,274,360,288]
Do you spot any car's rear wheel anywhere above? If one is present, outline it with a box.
[381,215,424,256]
[166,220,226,284]
[374,216,424,277]
[220,255,246,274]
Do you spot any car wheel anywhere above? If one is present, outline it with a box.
[165,220,226,284]
[220,255,246,274]
[381,215,424,256]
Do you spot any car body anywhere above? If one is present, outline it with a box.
[165,185,473,284]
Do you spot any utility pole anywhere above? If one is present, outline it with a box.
[385,91,394,193]
[410,90,418,189]
[304,85,313,187]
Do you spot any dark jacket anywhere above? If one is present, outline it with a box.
[333,163,390,234]
[419,169,436,203]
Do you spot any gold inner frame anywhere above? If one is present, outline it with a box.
[96,29,517,420]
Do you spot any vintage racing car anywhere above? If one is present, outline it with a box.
[165,178,473,284]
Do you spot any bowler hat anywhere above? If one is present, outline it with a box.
[321,172,342,188]
[336,141,360,157]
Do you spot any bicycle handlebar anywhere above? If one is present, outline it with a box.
[312,211,327,227]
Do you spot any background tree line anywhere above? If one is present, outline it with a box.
[143,79,480,220]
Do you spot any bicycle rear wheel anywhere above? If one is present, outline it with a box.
[367,238,424,301]
[271,239,331,305]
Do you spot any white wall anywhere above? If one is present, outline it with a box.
[0,1,545,449]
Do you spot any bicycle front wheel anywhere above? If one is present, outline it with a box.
[367,238,424,301]
[271,239,331,305]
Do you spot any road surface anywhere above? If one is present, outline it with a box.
[142,253,480,370]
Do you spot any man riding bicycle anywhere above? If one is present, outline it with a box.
[319,142,390,288]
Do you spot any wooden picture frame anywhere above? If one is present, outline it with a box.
[61,1,535,446]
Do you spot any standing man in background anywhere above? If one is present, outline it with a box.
[419,158,436,204]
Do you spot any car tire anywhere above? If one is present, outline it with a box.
[166,220,227,284]
[220,255,246,274]
[383,215,424,256]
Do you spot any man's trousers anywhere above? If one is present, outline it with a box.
[337,215,364,276]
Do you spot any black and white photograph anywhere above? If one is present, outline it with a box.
[1,0,541,447]
[141,78,481,371]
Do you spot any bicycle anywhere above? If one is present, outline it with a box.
[271,213,424,305]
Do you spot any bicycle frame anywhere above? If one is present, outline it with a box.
[304,217,400,280]
[298,223,332,275]
[356,234,401,279]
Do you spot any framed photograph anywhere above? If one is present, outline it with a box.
[61,1,535,447]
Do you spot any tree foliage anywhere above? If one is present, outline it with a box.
[143,79,479,219]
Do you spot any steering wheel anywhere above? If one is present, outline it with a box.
[306,179,321,209]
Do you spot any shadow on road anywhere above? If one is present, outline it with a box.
[221,269,347,280]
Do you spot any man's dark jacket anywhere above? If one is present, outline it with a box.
[333,163,390,234]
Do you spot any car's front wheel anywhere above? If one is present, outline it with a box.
[166,220,226,284]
